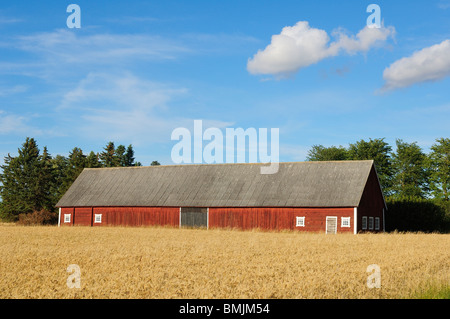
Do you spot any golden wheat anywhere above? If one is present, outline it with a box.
[0,224,448,299]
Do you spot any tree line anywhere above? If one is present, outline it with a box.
[0,137,160,222]
[306,137,449,232]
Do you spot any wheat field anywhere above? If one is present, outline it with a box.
[0,224,448,299]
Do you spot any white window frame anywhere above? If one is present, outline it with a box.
[375,217,380,230]
[369,217,374,230]
[341,217,351,228]
[296,216,305,227]
[64,214,71,223]
[362,216,367,230]
[94,214,102,224]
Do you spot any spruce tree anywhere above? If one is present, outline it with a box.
[86,151,101,168]
[125,145,135,166]
[0,138,46,220]
[60,147,87,195]
[51,155,69,202]
[37,146,55,212]
[100,142,116,167]
[115,145,126,167]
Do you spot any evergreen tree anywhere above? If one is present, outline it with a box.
[115,145,126,167]
[0,138,46,220]
[60,147,86,196]
[51,155,69,202]
[86,151,101,168]
[99,142,116,167]
[0,154,22,221]
[37,146,55,212]
[124,145,135,166]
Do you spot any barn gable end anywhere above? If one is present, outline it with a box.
[356,165,387,232]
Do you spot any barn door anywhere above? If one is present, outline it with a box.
[326,216,337,234]
[180,207,208,228]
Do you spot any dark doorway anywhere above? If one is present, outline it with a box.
[180,207,208,228]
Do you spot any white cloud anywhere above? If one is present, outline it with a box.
[382,39,450,91]
[247,21,395,78]
[247,22,332,77]
[0,110,44,135]
[0,29,192,80]
[0,17,22,24]
[0,111,26,134]
[437,1,450,9]
[330,25,395,53]
[59,72,186,110]
[59,73,185,142]
[58,73,232,146]
[0,85,27,96]
[2,29,258,80]
[15,29,191,63]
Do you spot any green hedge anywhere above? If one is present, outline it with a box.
[385,197,448,233]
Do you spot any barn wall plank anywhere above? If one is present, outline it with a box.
[208,207,354,232]
[74,207,92,226]
[92,207,180,227]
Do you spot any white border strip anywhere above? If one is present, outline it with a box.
[354,207,357,234]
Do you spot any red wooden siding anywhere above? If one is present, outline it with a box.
[59,207,179,227]
[357,166,386,232]
[60,206,356,232]
[92,207,179,227]
[60,203,385,233]
[74,207,92,226]
[208,207,355,232]
[60,207,74,226]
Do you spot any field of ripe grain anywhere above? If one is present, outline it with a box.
[0,224,448,299]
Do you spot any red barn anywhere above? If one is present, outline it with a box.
[56,160,386,233]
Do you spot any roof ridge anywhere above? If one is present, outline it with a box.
[83,160,374,170]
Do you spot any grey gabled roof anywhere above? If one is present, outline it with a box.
[56,160,375,208]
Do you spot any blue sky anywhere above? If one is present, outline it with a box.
[0,0,449,165]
